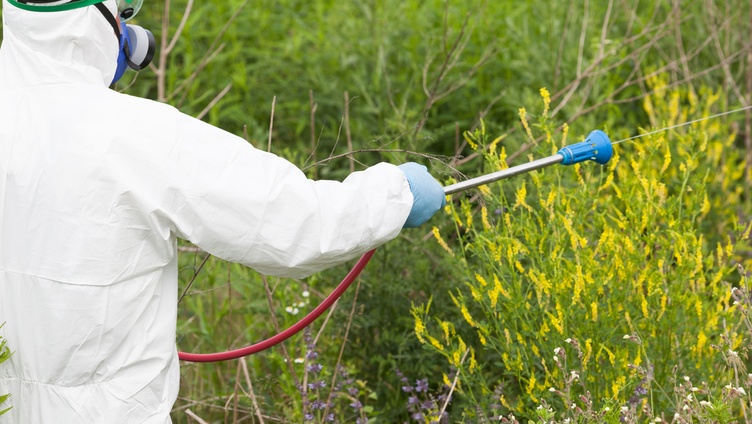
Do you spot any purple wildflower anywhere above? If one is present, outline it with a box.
[307,363,323,373]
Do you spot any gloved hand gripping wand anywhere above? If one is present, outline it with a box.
[177,130,614,362]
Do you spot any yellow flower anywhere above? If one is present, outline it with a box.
[432,226,454,256]
[478,330,487,346]
[660,143,672,174]
[481,206,491,230]
[412,313,426,344]
[518,107,534,142]
[427,335,444,351]
[441,321,451,342]
[590,302,598,322]
[494,274,510,300]
[526,373,536,394]
[469,349,478,372]
[582,339,592,368]
[463,130,477,150]
[513,183,531,211]
[540,87,551,116]
[696,331,707,356]
[461,305,476,327]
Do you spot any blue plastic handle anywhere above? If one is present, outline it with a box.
[558,130,612,165]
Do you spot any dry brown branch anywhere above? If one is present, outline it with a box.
[240,358,266,424]
[268,96,276,153]
[413,7,498,138]
[165,0,194,55]
[344,91,355,173]
[322,277,363,420]
[309,90,318,178]
[196,83,233,121]
[161,0,250,103]
[185,409,210,424]
[704,0,746,106]
[262,275,298,384]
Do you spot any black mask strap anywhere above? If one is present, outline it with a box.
[93,2,121,39]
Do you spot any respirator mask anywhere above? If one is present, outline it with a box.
[95,0,156,84]
[7,0,155,85]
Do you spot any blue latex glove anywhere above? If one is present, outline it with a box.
[398,162,446,228]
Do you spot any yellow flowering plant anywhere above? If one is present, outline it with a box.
[412,83,752,421]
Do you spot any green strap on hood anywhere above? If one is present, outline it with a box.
[6,0,105,12]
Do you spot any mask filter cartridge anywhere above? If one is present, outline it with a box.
[124,24,155,71]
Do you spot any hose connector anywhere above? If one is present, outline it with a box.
[557,130,612,165]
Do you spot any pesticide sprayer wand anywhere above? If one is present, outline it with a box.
[178,130,614,362]
[443,129,613,194]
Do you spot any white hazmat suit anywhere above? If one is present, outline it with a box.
[0,0,416,422]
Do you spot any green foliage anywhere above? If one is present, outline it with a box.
[0,323,11,416]
[411,83,752,421]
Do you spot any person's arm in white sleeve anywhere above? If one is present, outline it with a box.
[162,111,415,279]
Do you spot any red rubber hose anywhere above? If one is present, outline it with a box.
[177,249,376,362]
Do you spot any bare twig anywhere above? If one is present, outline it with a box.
[309,90,318,178]
[268,96,276,153]
[261,275,298,384]
[185,409,210,424]
[438,348,470,419]
[746,0,752,190]
[178,253,211,304]
[196,83,233,121]
[240,358,266,424]
[322,277,363,420]
[344,91,355,173]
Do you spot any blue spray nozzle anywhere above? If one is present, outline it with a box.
[557,130,612,165]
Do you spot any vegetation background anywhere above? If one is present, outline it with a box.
[3,0,752,422]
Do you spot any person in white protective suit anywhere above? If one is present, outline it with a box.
[0,0,446,421]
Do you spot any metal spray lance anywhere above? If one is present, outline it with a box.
[443,130,613,194]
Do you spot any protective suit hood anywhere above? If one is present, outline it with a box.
[1,0,119,86]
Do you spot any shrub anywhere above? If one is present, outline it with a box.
[411,81,752,421]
